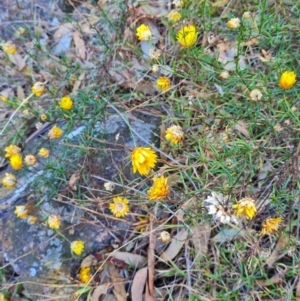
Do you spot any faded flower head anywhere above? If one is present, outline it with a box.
[279,71,296,90]
[149,48,162,60]
[131,147,157,176]
[204,192,238,224]
[10,153,23,170]
[227,18,241,29]
[219,71,230,80]
[71,240,85,255]
[168,10,181,22]
[156,76,171,92]
[242,12,252,20]
[31,82,46,97]
[38,148,50,158]
[5,144,21,158]
[79,267,92,284]
[24,154,37,166]
[261,217,283,235]
[47,215,61,229]
[2,173,17,189]
[165,125,184,144]
[176,25,198,48]
[147,175,170,200]
[104,182,115,192]
[48,125,63,139]
[14,205,28,219]
[249,89,263,102]
[232,197,256,220]
[173,0,184,8]
[109,196,130,218]
[40,114,47,121]
[59,96,73,111]
[136,24,152,41]
[151,64,160,73]
[27,215,38,225]
[2,41,17,55]
[159,231,171,243]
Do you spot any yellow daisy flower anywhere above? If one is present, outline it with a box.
[24,154,37,166]
[31,82,46,97]
[59,96,73,110]
[2,41,17,55]
[47,215,61,229]
[14,205,28,219]
[279,71,296,89]
[249,89,263,102]
[147,175,170,200]
[158,231,171,243]
[131,147,157,176]
[79,267,92,284]
[156,76,171,92]
[261,217,283,235]
[232,197,256,220]
[168,10,181,22]
[38,148,50,158]
[40,114,47,121]
[5,144,21,158]
[227,17,241,29]
[0,95,8,102]
[176,25,198,48]
[10,153,23,170]
[136,24,152,41]
[165,125,184,144]
[48,125,63,139]
[2,173,17,189]
[109,196,130,218]
[71,240,85,255]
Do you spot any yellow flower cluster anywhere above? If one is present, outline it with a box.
[227,17,240,29]
[147,175,170,200]
[48,125,63,139]
[136,24,152,41]
[261,217,283,235]
[232,197,256,219]
[59,96,73,110]
[5,144,21,158]
[2,41,17,55]
[156,77,171,92]
[2,173,17,189]
[71,240,85,255]
[176,25,198,48]
[10,154,23,170]
[48,215,61,229]
[109,196,130,218]
[24,154,37,167]
[168,10,181,22]
[14,205,28,219]
[31,82,46,97]
[38,148,50,158]
[131,147,157,176]
[79,267,92,284]
[165,125,184,144]
[279,71,296,89]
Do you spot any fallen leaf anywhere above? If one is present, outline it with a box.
[53,23,73,40]
[69,172,80,190]
[191,222,211,255]
[103,295,118,301]
[160,228,188,262]
[8,53,27,71]
[72,72,86,94]
[265,235,288,268]
[255,275,283,286]
[91,282,111,301]
[131,267,148,301]
[73,31,86,60]
[217,42,246,70]
[108,264,127,301]
[234,121,250,138]
[80,254,96,268]
[109,251,146,268]
[212,228,250,243]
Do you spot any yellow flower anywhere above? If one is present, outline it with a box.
[10,154,23,170]
[27,216,38,225]
[5,144,21,158]
[158,231,171,243]
[38,148,50,158]
[261,217,283,235]
[14,205,28,219]
[71,240,85,255]
[2,41,17,54]
[168,10,181,22]
[2,173,17,189]
[227,18,241,29]
[147,175,170,200]
[40,114,47,121]
[232,197,256,219]
[47,215,61,229]
[31,82,46,97]
[176,25,198,48]
[59,96,73,110]
[24,154,37,166]
[79,267,92,284]
[165,125,184,144]
[109,196,130,218]
[0,95,8,102]
[249,89,262,102]
[131,147,157,175]
[156,76,171,92]
[173,0,184,8]
[48,125,63,139]
[279,71,296,90]
[136,24,152,41]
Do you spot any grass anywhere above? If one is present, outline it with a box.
[0,0,300,300]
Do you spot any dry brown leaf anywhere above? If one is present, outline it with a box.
[72,72,86,94]
[191,222,211,255]
[217,42,246,70]
[91,282,111,301]
[53,23,73,40]
[69,172,80,190]
[131,267,148,301]
[110,251,146,268]
[255,274,284,286]
[8,53,27,71]
[265,235,288,268]
[160,228,188,262]
[108,265,127,301]
[17,86,25,101]
[73,31,86,60]
[234,121,250,138]
[80,254,96,268]
[145,282,156,301]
